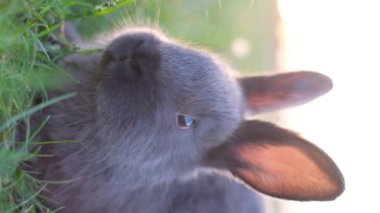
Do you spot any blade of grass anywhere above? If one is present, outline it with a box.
[28,115,50,143]
[0,92,76,133]
[3,184,46,213]
[16,140,78,145]
[29,140,78,145]
[93,0,135,16]
[37,22,62,38]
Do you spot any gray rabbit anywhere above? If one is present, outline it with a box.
[23,27,344,213]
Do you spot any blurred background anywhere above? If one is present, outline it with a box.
[77,0,279,73]
[107,0,379,212]
[2,0,379,212]
[278,0,380,212]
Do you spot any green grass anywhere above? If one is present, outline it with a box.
[0,1,135,212]
[0,0,277,212]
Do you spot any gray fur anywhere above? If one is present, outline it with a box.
[29,28,256,212]
[22,27,341,212]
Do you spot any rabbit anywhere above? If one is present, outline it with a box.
[22,27,344,213]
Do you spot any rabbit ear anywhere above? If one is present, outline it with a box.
[204,120,344,201]
[239,71,333,114]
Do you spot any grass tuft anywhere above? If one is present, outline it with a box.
[0,1,134,212]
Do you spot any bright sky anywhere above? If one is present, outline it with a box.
[277,0,380,212]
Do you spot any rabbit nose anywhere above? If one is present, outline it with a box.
[101,50,144,80]
[101,34,161,80]
[101,50,115,67]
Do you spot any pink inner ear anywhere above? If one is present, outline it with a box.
[247,89,323,113]
[242,71,333,113]
[247,92,298,109]
[234,144,341,200]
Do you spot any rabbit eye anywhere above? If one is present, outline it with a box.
[177,113,196,129]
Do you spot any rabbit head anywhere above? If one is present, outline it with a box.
[92,29,243,181]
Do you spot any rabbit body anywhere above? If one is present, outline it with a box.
[24,27,343,212]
